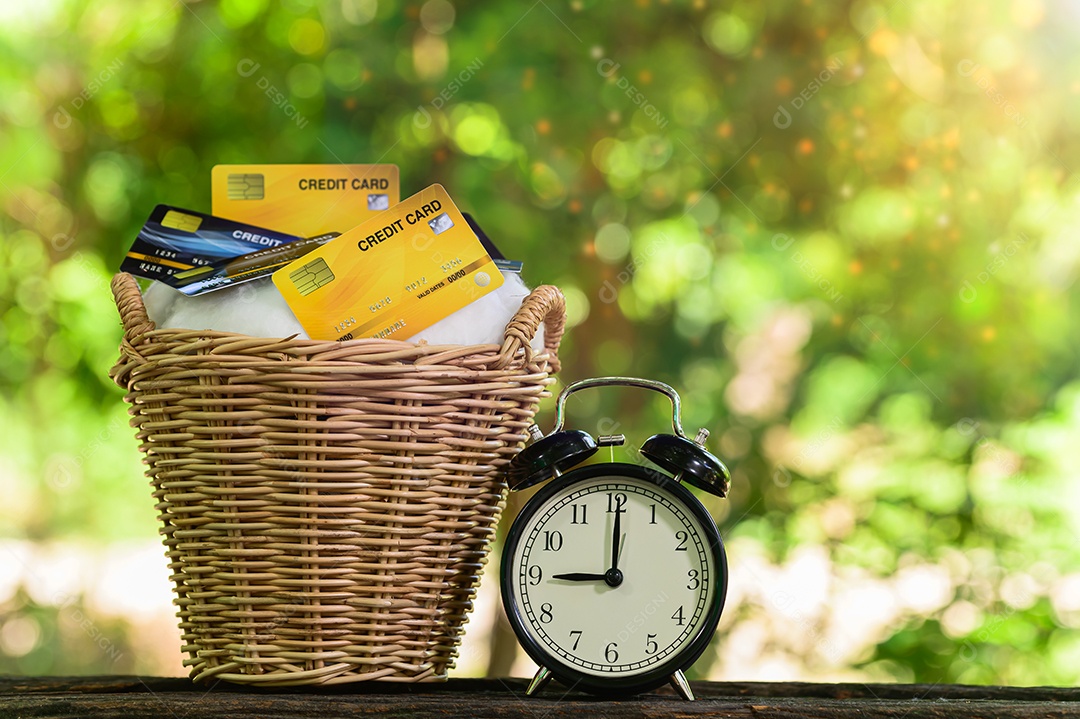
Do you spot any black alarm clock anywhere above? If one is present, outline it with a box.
[500,376,731,701]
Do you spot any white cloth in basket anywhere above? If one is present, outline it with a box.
[143,271,544,350]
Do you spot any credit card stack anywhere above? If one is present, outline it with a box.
[121,164,523,342]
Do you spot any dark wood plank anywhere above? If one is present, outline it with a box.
[1,676,1078,719]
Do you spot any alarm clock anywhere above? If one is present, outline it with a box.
[500,376,731,701]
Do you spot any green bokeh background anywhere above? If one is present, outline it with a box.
[2,0,1079,685]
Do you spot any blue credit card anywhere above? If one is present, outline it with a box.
[120,204,305,282]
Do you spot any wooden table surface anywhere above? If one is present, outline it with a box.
[2,675,1078,718]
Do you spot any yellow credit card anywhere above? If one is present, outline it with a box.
[211,164,400,237]
[272,184,504,341]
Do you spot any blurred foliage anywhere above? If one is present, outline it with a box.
[2,0,1080,685]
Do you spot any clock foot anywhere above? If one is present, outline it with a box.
[526,665,553,696]
[669,670,695,701]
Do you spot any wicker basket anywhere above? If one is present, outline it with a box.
[109,272,565,686]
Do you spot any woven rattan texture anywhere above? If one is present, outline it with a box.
[109,273,565,686]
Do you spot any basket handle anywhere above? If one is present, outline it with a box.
[112,272,156,344]
[497,284,566,372]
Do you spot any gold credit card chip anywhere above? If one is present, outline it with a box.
[290,257,335,296]
[161,210,202,232]
[227,173,265,200]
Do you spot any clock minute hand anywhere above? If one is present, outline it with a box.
[610,506,621,571]
[552,572,607,582]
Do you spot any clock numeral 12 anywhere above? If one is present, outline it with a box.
[543,530,563,551]
[606,492,627,513]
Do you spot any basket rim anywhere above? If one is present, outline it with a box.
[110,272,566,373]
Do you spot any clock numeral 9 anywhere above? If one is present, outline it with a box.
[687,568,700,590]
[539,603,553,624]
[527,565,542,585]
[543,530,563,551]
[645,633,658,654]
[604,642,619,663]
[675,530,688,551]
[606,492,627,513]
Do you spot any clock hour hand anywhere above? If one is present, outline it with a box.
[551,572,607,582]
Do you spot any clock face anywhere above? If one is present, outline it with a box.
[502,464,726,688]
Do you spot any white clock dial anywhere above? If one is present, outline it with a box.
[507,474,715,677]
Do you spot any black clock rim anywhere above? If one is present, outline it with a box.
[500,462,729,697]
